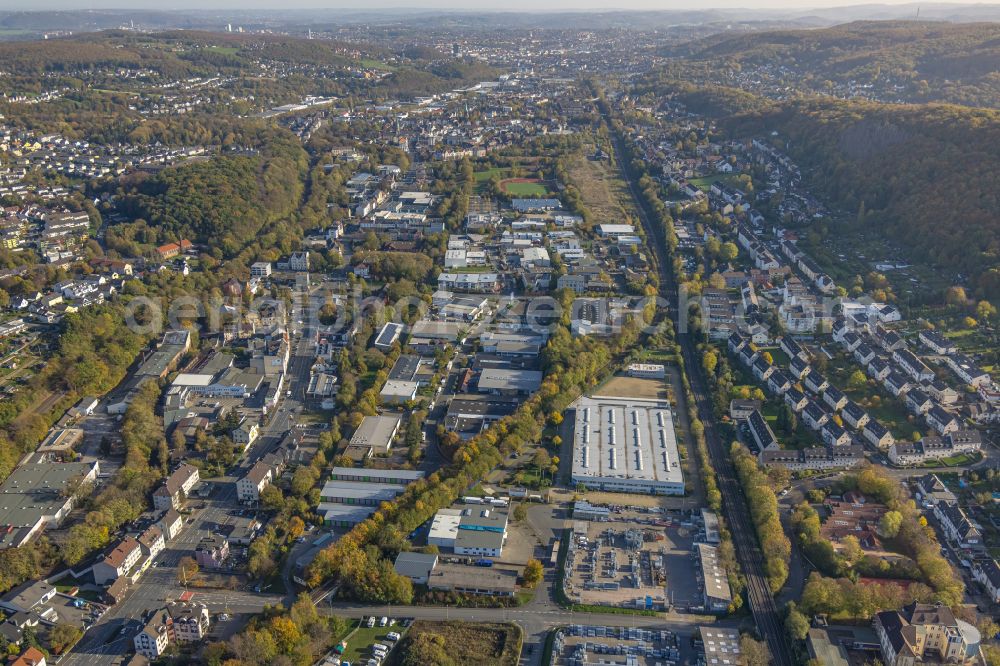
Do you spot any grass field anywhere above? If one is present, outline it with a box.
[501,179,549,197]
[937,452,980,467]
[565,144,638,223]
[595,375,666,400]
[393,621,521,666]
[359,58,396,70]
[205,45,239,55]
[474,167,510,183]
[762,347,790,368]
[474,168,511,194]
[687,173,745,192]
[342,622,404,664]
[636,348,680,365]
[448,265,495,273]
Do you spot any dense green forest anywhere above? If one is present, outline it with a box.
[734,99,1000,298]
[659,21,1000,107]
[0,30,368,80]
[634,78,1000,298]
[109,131,308,259]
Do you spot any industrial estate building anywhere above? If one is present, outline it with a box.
[428,508,464,549]
[0,460,100,548]
[428,563,518,597]
[699,626,742,666]
[696,543,733,612]
[329,467,424,484]
[570,395,684,495]
[344,414,401,462]
[427,507,509,557]
[393,552,438,585]
[317,468,425,527]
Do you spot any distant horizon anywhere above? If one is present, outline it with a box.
[6,1,1000,13]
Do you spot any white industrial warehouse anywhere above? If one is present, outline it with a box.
[570,395,684,495]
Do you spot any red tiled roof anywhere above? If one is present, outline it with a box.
[104,536,141,568]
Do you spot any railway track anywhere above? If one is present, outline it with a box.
[598,103,793,666]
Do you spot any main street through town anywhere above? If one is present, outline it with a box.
[67,543,721,666]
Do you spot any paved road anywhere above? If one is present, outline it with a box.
[322,598,721,666]
[599,99,793,666]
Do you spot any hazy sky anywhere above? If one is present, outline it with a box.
[8,0,1000,10]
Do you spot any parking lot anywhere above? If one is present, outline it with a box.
[550,624,687,666]
[501,518,542,566]
[325,616,407,666]
[50,593,107,630]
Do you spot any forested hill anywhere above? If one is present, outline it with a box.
[732,99,1000,299]
[0,31,499,140]
[635,80,1000,299]
[110,130,309,260]
[657,21,1000,108]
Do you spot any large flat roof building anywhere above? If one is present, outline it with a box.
[477,369,543,395]
[426,507,508,557]
[319,480,406,506]
[696,543,732,612]
[373,322,405,350]
[345,414,401,461]
[318,462,425,526]
[454,509,508,557]
[427,508,464,549]
[394,552,438,585]
[317,503,378,528]
[379,380,418,405]
[329,467,424,484]
[444,396,519,438]
[699,626,743,666]
[428,562,518,597]
[388,354,424,383]
[0,460,100,548]
[570,395,684,495]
